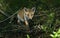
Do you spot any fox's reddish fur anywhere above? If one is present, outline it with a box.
[17,7,35,26]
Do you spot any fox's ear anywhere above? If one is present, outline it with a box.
[24,7,28,12]
[31,7,36,12]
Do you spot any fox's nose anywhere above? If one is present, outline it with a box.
[28,16,32,19]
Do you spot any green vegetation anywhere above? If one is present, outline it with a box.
[0,0,60,38]
[27,34,30,38]
[50,28,60,38]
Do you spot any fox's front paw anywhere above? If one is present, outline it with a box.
[25,21,28,26]
[17,20,20,25]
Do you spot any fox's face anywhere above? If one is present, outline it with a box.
[24,7,35,20]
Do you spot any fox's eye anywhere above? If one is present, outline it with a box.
[27,14,29,16]
[25,13,29,16]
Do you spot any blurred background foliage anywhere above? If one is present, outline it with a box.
[0,0,60,38]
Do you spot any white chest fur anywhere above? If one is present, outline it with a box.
[17,13,28,22]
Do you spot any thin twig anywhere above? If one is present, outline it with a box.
[0,9,9,17]
[0,9,19,23]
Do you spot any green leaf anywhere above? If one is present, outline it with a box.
[50,34,54,37]
[27,34,30,38]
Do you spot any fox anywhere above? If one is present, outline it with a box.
[9,7,35,27]
[17,7,35,26]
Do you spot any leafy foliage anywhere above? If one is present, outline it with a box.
[0,0,60,38]
[50,28,60,38]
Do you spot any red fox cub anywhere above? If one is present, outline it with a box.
[17,7,35,26]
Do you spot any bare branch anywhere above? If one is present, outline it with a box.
[0,9,19,23]
[0,9,9,17]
